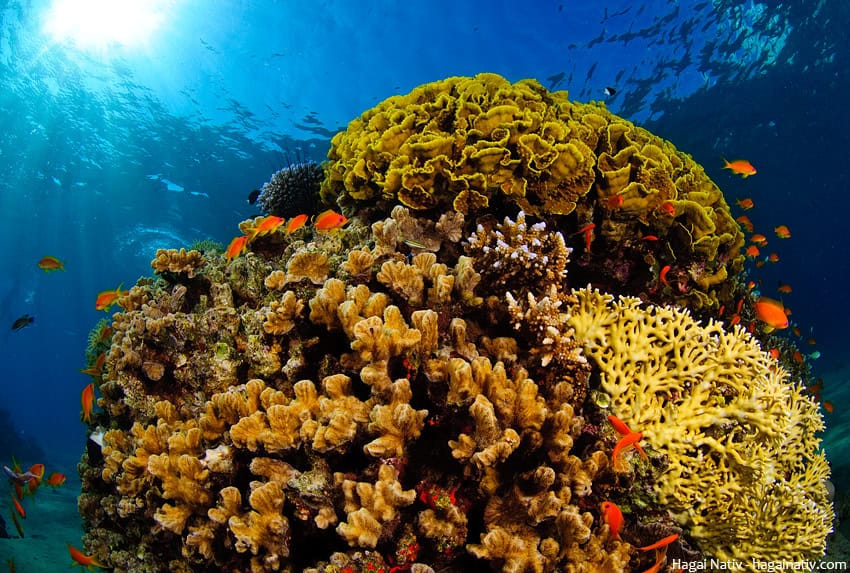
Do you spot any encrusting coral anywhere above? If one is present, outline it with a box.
[77,75,831,573]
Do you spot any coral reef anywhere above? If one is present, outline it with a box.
[76,75,830,573]
[79,206,645,573]
[258,161,324,218]
[321,73,744,312]
[568,287,834,563]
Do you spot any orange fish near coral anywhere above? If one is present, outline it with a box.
[607,415,648,459]
[94,285,128,312]
[659,265,671,286]
[754,296,789,330]
[639,534,678,552]
[735,215,754,232]
[600,501,623,540]
[749,234,768,246]
[37,255,64,272]
[313,209,349,232]
[774,225,791,239]
[224,235,249,261]
[658,201,676,217]
[46,472,66,488]
[724,159,757,178]
[735,198,754,210]
[250,215,285,239]
[777,283,792,294]
[745,245,760,258]
[285,214,309,234]
[81,383,95,424]
[605,195,624,209]
[68,544,105,571]
[80,353,106,378]
[612,431,647,470]
[11,495,25,519]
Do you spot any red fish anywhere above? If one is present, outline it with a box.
[745,245,760,258]
[641,235,659,241]
[579,224,595,252]
[766,252,780,263]
[285,214,309,234]
[605,195,624,209]
[11,495,25,519]
[600,501,623,540]
[46,472,66,488]
[724,159,757,178]
[769,348,780,360]
[658,201,676,216]
[81,383,95,424]
[774,225,791,239]
[95,285,128,312]
[607,415,648,459]
[639,533,678,551]
[823,401,834,414]
[612,431,646,470]
[313,209,349,232]
[37,255,65,272]
[659,265,671,286]
[68,544,105,571]
[735,198,754,210]
[735,215,754,232]
[754,297,789,330]
[777,283,792,294]
[224,235,249,261]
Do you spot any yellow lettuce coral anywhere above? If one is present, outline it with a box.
[322,73,744,312]
[568,286,833,565]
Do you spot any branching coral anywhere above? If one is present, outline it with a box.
[568,286,833,565]
[151,248,205,278]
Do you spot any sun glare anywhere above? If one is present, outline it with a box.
[42,0,168,51]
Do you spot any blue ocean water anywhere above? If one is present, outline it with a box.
[0,0,848,564]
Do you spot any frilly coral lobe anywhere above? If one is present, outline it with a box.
[77,74,831,573]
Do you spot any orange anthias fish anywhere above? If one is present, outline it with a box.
[745,245,760,258]
[81,383,95,424]
[80,353,106,378]
[600,501,623,540]
[774,225,791,239]
[95,285,128,312]
[777,283,792,294]
[658,201,676,217]
[37,255,65,272]
[576,223,596,253]
[605,195,624,209]
[724,159,757,178]
[11,495,25,519]
[46,472,67,488]
[735,198,754,210]
[8,505,23,537]
[607,415,648,459]
[612,431,647,470]
[285,214,309,234]
[735,215,754,232]
[250,215,285,239]
[754,296,789,330]
[68,544,105,571]
[225,235,249,261]
[638,533,679,551]
[659,265,671,286]
[749,233,768,246]
[313,209,349,232]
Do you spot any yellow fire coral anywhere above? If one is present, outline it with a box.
[568,286,833,565]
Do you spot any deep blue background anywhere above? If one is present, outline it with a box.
[1,0,848,500]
